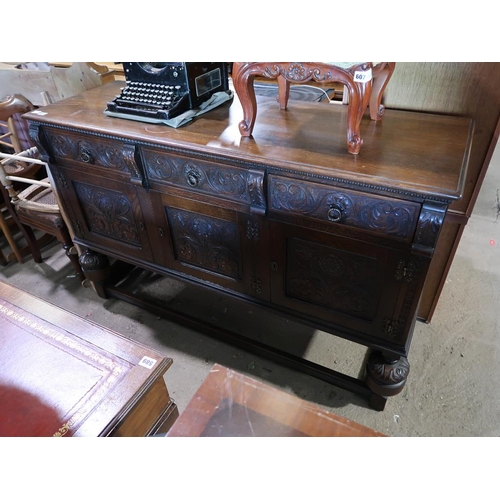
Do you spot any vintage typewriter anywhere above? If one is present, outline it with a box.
[106,62,230,121]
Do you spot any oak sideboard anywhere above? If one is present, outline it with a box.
[26,81,473,410]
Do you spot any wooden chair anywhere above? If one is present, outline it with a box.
[0,96,84,280]
[0,94,41,264]
[232,62,395,154]
[0,187,22,265]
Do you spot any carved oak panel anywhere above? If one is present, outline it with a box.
[74,182,141,245]
[285,238,381,320]
[166,207,242,280]
[269,176,420,240]
[413,202,447,256]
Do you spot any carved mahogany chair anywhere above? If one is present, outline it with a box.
[232,62,395,154]
[0,95,84,280]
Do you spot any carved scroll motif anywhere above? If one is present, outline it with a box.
[143,150,179,181]
[270,177,418,239]
[367,352,410,386]
[167,207,242,280]
[43,130,134,174]
[247,169,266,215]
[260,62,371,84]
[74,182,140,245]
[79,249,110,272]
[121,144,142,184]
[142,150,266,211]
[413,202,447,256]
[286,238,379,320]
[29,122,50,161]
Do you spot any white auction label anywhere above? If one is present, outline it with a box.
[353,69,373,83]
[138,356,157,369]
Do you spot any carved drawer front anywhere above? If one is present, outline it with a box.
[43,129,140,178]
[268,175,420,241]
[140,147,266,214]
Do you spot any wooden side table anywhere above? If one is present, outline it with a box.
[232,62,395,154]
[167,364,385,437]
[0,280,178,437]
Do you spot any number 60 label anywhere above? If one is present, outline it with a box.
[353,69,373,83]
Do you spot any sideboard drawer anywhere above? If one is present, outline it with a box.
[140,147,266,213]
[268,175,421,242]
[43,128,137,177]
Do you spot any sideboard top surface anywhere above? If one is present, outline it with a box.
[26,81,473,201]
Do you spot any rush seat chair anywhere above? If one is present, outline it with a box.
[0,94,84,280]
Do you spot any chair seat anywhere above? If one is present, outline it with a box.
[16,193,64,235]
[15,177,60,213]
[16,204,64,229]
[21,183,57,206]
[4,159,41,179]
[15,178,64,229]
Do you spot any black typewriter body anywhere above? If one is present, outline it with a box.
[106,62,229,120]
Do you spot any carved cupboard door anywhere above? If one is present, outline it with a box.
[269,221,417,348]
[150,191,270,300]
[52,166,155,262]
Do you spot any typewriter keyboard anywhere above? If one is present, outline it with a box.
[106,81,190,120]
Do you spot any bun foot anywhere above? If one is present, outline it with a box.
[365,350,410,400]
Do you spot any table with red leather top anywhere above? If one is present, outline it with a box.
[0,280,178,437]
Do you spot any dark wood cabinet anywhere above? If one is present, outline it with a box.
[27,81,473,410]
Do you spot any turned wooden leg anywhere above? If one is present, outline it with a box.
[0,210,24,263]
[0,247,7,266]
[232,62,258,137]
[79,249,111,298]
[365,350,410,410]
[19,223,43,263]
[369,62,396,121]
[1,189,42,262]
[277,75,290,110]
